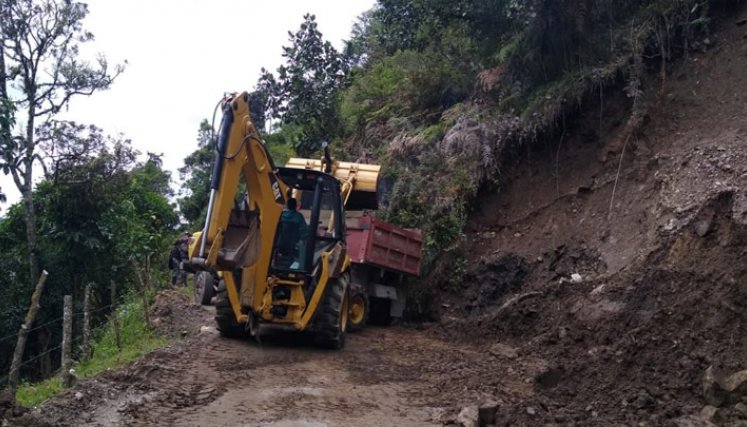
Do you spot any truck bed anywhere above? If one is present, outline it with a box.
[345,215,422,276]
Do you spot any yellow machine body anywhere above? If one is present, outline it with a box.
[189,92,380,344]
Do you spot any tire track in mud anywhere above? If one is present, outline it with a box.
[39,326,498,426]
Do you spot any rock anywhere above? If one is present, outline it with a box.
[735,403,747,414]
[704,366,726,406]
[703,366,747,406]
[74,391,84,401]
[200,326,218,334]
[723,370,747,393]
[456,405,479,427]
[633,390,655,409]
[700,405,718,421]
[478,400,500,425]
[526,406,537,416]
[590,284,606,295]
[695,219,712,237]
[733,192,747,225]
[673,415,717,427]
[488,343,518,359]
[570,273,583,283]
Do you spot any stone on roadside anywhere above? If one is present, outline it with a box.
[673,415,717,427]
[703,366,747,406]
[570,273,583,283]
[488,343,518,359]
[457,405,479,427]
[700,405,718,421]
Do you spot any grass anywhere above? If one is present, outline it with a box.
[15,296,171,407]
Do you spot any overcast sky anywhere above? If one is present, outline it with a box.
[0,0,376,209]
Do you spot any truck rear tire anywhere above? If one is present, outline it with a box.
[348,282,368,332]
[314,273,350,349]
[214,279,247,338]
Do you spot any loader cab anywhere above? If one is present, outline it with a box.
[271,168,344,275]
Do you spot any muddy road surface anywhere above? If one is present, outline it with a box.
[37,322,511,427]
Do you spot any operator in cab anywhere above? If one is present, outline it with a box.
[275,197,308,270]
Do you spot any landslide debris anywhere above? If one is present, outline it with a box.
[432,12,747,425]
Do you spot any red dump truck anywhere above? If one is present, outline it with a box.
[345,213,423,329]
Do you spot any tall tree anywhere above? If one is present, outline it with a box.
[178,120,214,229]
[0,0,124,287]
[259,14,348,156]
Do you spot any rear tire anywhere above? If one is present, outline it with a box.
[314,273,350,349]
[194,272,215,306]
[348,282,368,332]
[214,279,247,338]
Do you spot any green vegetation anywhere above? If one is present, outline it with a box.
[313,0,728,267]
[15,295,168,407]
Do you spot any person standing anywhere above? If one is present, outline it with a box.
[168,242,184,286]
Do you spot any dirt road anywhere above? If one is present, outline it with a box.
[37,318,520,427]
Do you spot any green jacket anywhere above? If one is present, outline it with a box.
[280,209,309,240]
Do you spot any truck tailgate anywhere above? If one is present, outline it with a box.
[346,216,422,276]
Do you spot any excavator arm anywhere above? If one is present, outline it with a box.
[190,92,286,327]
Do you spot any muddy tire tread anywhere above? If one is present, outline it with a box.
[314,273,349,349]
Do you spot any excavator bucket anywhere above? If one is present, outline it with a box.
[285,158,381,211]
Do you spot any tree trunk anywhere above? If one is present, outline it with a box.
[7,270,48,395]
[23,108,39,290]
[81,283,92,362]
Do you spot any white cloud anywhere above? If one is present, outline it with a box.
[0,0,375,210]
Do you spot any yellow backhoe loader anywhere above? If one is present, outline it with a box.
[187,92,382,348]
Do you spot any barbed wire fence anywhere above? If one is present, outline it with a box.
[1,278,121,394]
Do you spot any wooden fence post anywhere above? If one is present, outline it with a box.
[61,295,74,387]
[132,260,151,328]
[7,270,49,395]
[110,281,121,352]
[81,283,93,362]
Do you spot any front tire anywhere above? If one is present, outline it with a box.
[214,279,247,338]
[314,273,350,349]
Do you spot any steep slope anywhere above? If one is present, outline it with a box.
[434,13,747,425]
